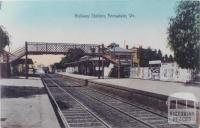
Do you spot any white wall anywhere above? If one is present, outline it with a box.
[130,62,192,83]
[65,66,78,73]
[104,63,114,77]
[130,67,151,79]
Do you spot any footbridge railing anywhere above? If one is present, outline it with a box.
[9,42,100,62]
[26,42,99,55]
[9,42,101,78]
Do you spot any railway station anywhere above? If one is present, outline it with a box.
[1,41,200,128]
[1,1,200,128]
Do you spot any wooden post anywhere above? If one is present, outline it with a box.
[102,44,104,79]
[118,55,120,78]
[6,53,10,77]
[98,45,100,79]
[25,42,28,79]
[36,43,38,51]
[93,62,96,76]
[84,79,88,86]
[55,43,58,52]
[85,62,87,75]
[46,43,48,53]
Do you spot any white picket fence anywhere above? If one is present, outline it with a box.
[130,63,192,83]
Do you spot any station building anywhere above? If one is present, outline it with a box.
[64,45,133,78]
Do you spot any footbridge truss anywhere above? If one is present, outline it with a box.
[10,42,100,62]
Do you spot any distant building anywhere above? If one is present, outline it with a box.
[65,55,109,76]
[11,58,34,76]
[108,46,132,66]
[130,47,140,67]
[104,45,132,78]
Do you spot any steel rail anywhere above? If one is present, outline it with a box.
[41,75,70,128]
[67,87,156,128]
[59,74,195,128]
[83,87,194,128]
[48,75,156,128]
[52,74,196,128]
[45,74,112,128]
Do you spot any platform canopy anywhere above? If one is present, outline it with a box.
[11,58,33,65]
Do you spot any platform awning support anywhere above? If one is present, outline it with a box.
[25,41,28,79]
[98,45,100,79]
[102,44,104,79]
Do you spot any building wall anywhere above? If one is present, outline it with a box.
[0,63,9,78]
[65,66,78,73]
[130,67,150,79]
[104,63,114,77]
[130,62,192,83]
[0,52,9,78]
[130,47,140,66]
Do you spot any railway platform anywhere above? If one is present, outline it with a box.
[0,77,60,128]
[58,72,200,102]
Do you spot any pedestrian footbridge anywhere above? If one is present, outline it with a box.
[10,42,100,62]
[9,42,132,78]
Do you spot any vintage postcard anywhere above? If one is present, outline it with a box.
[0,0,200,128]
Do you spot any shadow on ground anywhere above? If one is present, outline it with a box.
[0,86,46,98]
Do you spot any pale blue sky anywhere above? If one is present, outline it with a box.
[0,0,178,65]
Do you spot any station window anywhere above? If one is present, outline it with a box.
[170,100,177,109]
[177,100,186,109]
[187,100,195,108]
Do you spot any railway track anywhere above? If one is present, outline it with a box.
[42,74,198,128]
[42,75,110,128]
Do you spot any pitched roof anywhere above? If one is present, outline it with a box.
[109,47,132,53]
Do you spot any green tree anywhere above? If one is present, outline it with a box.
[168,1,200,71]
[157,49,163,60]
[107,42,119,49]
[53,62,63,69]
[139,47,164,66]
[0,1,2,10]
[151,49,158,60]
[60,48,85,67]
[168,54,174,62]
[0,26,10,52]
[163,54,169,62]
[139,47,149,67]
